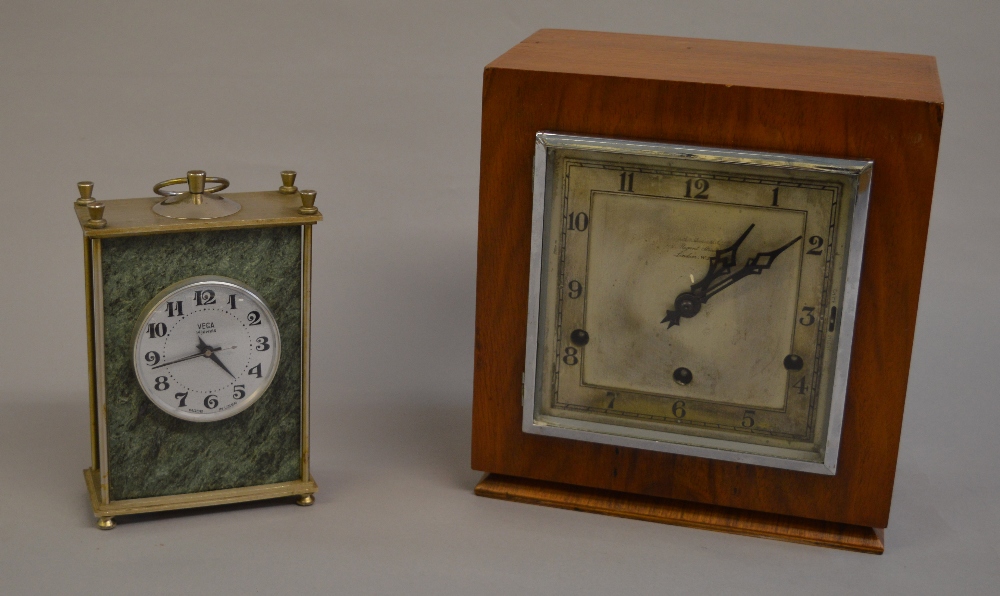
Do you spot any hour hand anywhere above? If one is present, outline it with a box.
[196,334,236,379]
[207,351,236,379]
[689,224,755,296]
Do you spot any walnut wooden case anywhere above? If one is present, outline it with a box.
[471,29,943,553]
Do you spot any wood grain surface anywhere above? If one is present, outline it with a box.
[476,474,885,554]
[491,29,942,103]
[472,30,943,530]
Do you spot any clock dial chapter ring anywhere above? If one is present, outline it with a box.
[132,276,281,423]
[564,183,809,414]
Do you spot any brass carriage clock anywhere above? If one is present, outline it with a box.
[74,170,321,529]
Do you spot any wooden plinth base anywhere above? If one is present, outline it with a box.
[475,473,884,554]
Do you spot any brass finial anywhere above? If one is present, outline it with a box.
[279,170,298,194]
[187,170,207,195]
[85,202,107,229]
[75,181,95,206]
[299,190,318,215]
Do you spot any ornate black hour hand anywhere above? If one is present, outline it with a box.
[661,224,755,327]
[690,224,755,296]
[196,334,236,379]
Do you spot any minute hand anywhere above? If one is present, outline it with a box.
[699,235,803,301]
[151,351,209,370]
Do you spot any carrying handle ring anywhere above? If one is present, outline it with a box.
[153,170,230,197]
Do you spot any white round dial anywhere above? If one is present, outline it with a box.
[133,276,281,422]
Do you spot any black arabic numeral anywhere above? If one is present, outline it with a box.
[233,384,246,399]
[144,351,160,366]
[154,376,169,391]
[147,322,167,339]
[742,410,755,428]
[807,236,825,255]
[562,347,579,365]
[166,301,183,317]
[685,178,709,199]
[204,394,219,409]
[793,377,807,395]
[672,400,686,418]
[248,363,262,378]
[772,187,780,206]
[799,306,816,326]
[228,294,238,309]
[567,280,583,299]
[619,171,634,192]
[247,311,261,326]
[567,211,589,232]
[195,289,216,306]
[255,337,270,351]
[174,392,188,407]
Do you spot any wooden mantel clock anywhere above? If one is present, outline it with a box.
[471,29,943,553]
[74,170,321,529]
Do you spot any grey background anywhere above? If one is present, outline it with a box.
[0,1,995,594]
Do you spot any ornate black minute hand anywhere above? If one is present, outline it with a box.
[196,334,236,379]
[697,235,803,302]
[661,228,802,328]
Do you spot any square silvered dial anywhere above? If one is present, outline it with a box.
[524,133,873,474]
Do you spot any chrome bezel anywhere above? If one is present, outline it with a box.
[523,132,873,475]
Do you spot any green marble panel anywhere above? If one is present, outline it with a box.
[101,226,302,500]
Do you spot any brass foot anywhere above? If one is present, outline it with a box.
[296,494,315,507]
[97,516,116,530]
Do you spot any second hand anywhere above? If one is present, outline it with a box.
[151,345,239,370]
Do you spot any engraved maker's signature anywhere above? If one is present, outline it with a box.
[672,237,724,260]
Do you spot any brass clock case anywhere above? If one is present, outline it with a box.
[73,171,322,527]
